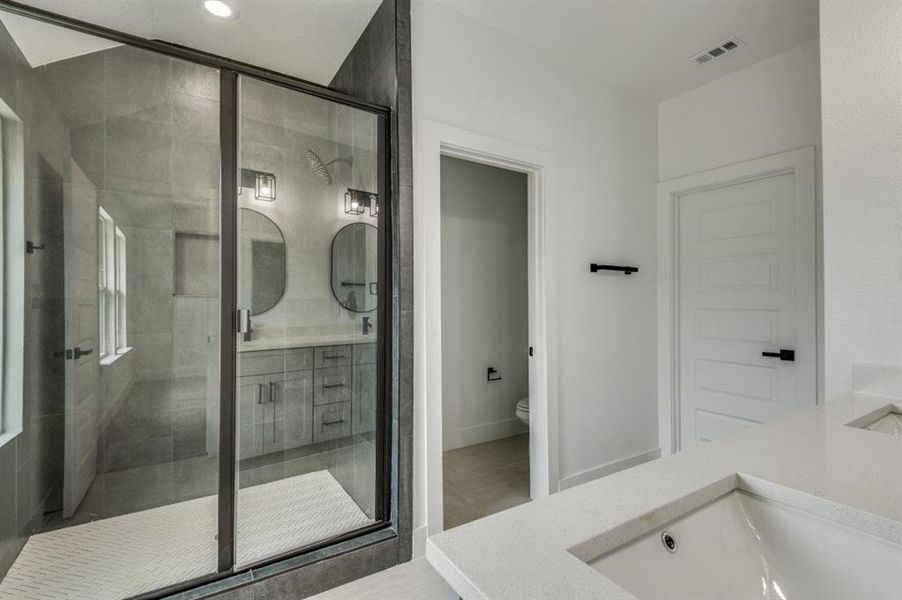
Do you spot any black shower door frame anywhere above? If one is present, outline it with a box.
[0,1,394,598]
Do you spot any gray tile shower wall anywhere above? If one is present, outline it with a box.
[330,0,414,564]
[29,47,220,490]
[0,18,73,579]
[38,46,222,388]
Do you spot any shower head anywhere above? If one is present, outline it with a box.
[306,149,333,185]
[305,149,354,186]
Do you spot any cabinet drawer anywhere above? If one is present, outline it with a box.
[239,350,285,377]
[353,343,376,365]
[313,402,351,443]
[285,348,314,371]
[314,367,352,405]
[315,345,352,368]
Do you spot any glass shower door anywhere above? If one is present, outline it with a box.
[233,75,384,566]
[0,11,223,598]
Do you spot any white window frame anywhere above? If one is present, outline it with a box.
[114,226,127,352]
[0,101,25,449]
[98,208,129,365]
[98,208,113,359]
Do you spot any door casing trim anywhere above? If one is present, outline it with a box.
[657,146,818,455]
[416,120,561,539]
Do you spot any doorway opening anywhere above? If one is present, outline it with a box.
[417,121,560,542]
[439,156,530,529]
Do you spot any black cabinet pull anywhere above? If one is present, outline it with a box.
[590,263,638,275]
[762,349,795,362]
[323,383,345,389]
[323,416,345,425]
[323,354,345,360]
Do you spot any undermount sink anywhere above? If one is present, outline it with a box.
[583,485,902,599]
[847,403,902,437]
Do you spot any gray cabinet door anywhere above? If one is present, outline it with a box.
[238,374,267,460]
[261,377,283,456]
[277,371,314,450]
[353,363,376,436]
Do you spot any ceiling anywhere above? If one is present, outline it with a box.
[437,0,819,102]
[5,0,382,85]
[3,0,818,99]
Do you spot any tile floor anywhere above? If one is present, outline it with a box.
[443,433,530,530]
[1,471,372,600]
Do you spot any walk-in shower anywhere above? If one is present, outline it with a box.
[0,4,391,599]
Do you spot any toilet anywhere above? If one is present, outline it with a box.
[515,397,530,426]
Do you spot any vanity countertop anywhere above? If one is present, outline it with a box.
[239,332,375,352]
[426,393,902,599]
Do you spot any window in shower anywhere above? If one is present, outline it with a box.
[0,97,24,447]
[115,226,127,352]
[98,208,113,359]
[98,207,128,361]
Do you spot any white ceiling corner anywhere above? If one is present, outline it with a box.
[0,11,121,67]
[5,0,382,84]
[435,0,819,102]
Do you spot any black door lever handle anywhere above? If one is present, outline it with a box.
[762,349,795,362]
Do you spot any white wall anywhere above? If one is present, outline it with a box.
[820,0,902,399]
[658,40,821,182]
[658,40,823,398]
[440,156,529,451]
[412,0,659,540]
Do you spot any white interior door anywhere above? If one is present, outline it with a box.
[63,159,100,518]
[677,155,815,446]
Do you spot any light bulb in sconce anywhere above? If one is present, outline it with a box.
[345,188,378,217]
[254,172,276,201]
[345,189,367,215]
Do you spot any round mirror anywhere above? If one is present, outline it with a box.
[331,223,377,313]
[239,208,286,315]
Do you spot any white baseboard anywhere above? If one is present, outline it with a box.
[559,447,661,491]
[442,417,528,451]
[411,525,429,559]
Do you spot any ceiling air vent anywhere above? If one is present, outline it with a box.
[690,37,745,65]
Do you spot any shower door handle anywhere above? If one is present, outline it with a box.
[237,309,250,334]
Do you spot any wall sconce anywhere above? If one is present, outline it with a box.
[240,168,276,201]
[345,188,378,217]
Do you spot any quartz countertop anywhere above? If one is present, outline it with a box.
[426,394,902,599]
[238,332,375,352]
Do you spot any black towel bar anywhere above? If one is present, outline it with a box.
[590,263,638,275]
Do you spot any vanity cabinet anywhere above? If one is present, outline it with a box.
[237,341,377,459]
[238,370,314,459]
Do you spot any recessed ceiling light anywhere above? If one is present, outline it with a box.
[203,0,237,19]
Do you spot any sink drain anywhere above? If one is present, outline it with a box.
[661,531,677,554]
